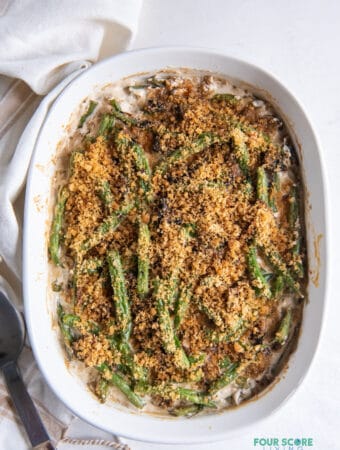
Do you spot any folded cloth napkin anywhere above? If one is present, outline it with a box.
[0,0,142,277]
[0,0,142,95]
[0,1,142,448]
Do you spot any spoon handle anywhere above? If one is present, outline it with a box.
[3,361,55,450]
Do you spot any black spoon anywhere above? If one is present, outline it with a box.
[0,289,55,449]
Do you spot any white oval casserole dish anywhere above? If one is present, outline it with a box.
[23,47,328,444]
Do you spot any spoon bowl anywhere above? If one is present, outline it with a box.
[0,291,25,367]
[0,288,54,449]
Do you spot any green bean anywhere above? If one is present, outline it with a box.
[154,279,189,368]
[275,309,292,345]
[57,304,80,345]
[263,272,274,282]
[145,75,166,88]
[263,247,301,295]
[174,285,192,330]
[272,274,284,298]
[137,221,150,297]
[133,143,152,202]
[188,353,206,366]
[274,172,281,188]
[79,257,104,275]
[177,387,216,407]
[173,336,190,369]
[110,99,138,125]
[257,167,269,205]
[247,245,271,297]
[155,294,176,353]
[154,133,221,174]
[193,275,226,326]
[109,337,147,381]
[168,225,195,308]
[116,134,152,203]
[83,135,96,144]
[97,363,144,409]
[129,85,150,91]
[107,250,132,340]
[97,180,114,213]
[157,225,194,311]
[87,320,101,335]
[61,313,80,328]
[168,270,180,308]
[133,380,152,395]
[235,376,249,388]
[269,172,280,211]
[212,93,238,104]
[209,360,239,393]
[98,113,115,136]
[81,201,134,254]
[69,149,84,176]
[121,343,147,381]
[171,405,202,417]
[219,356,233,369]
[135,382,215,408]
[51,280,62,292]
[293,242,304,279]
[94,377,110,403]
[237,150,249,176]
[197,180,226,191]
[130,76,166,90]
[49,186,68,266]
[71,262,79,305]
[241,179,254,198]
[289,186,304,278]
[182,223,197,240]
[208,318,245,344]
[111,99,122,112]
[78,100,98,128]
[153,275,176,310]
[196,301,224,328]
[114,134,135,200]
[289,185,299,229]
[230,129,249,177]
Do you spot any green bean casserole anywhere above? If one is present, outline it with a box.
[49,70,307,416]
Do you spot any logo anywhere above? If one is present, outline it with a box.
[253,437,314,449]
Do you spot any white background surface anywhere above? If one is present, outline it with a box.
[2,1,339,449]
[123,1,340,449]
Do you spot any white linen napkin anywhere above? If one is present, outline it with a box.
[0,0,142,95]
[0,0,142,277]
[0,1,142,448]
